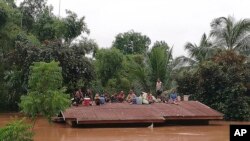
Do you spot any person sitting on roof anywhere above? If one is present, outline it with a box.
[142,92,149,104]
[147,93,155,104]
[117,91,125,103]
[94,93,101,106]
[86,88,93,100]
[104,92,111,103]
[74,88,83,105]
[169,89,178,104]
[111,93,118,103]
[126,90,136,104]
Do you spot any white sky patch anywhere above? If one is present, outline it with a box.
[17,0,250,57]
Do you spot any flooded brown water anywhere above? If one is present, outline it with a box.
[1,113,250,141]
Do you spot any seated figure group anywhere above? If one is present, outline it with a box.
[72,88,179,106]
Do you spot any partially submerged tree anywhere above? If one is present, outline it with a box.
[0,118,34,141]
[19,61,70,121]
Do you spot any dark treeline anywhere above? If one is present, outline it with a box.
[0,0,249,120]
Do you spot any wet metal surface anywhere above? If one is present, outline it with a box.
[62,101,223,124]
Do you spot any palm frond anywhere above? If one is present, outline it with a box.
[184,42,199,58]
[235,34,250,54]
[171,56,196,70]
[210,16,250,52]
[199,33,208,46]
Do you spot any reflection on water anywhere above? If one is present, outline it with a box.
[0,114,237,141]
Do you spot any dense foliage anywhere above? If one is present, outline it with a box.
[95,48,123,86]
[177,51,250,120]
[0,118,34,141]
[149,42,172,86]
[19,61,70,121]
[112,30,151,54]
[0,0,94,111]
[0,0,250,121]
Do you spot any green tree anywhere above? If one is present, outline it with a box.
[95,48,123,86]
[6,35,41,100]
[152,40,169,49]
[33,6,58,42]
[171,33,217,84]
[210,16,250,55]
[0,0,22,58]
[0,118,34,141]
[0,0,94,111]
[112,30,151,54]
[3,70,25,111]
[63,10,89,44]
[185,33,214,62]
[19,61,70,121]
[177,51,250,120]
[0,0,24,111]
[33,9,89,43]
[48,39,96,90]
[126,57,151,92]
[174,33,214,69]
[0,3,7,29]
[19,0,47,19]
[19,0,47,31]
[175,70,198,97]
[149,42,172,88]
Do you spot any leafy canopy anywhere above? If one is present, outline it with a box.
[210,16,250,55]
[177,51,250,120]
[149,41,172,86]
[112,30,151,54]
[0,118,34,141]
[19,61,70,121]
[95,48,123,86]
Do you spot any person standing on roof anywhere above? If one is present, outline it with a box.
[156,78,163,98]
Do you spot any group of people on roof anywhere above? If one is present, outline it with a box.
[71,78,179,106]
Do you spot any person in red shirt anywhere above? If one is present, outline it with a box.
[117,91,125,103]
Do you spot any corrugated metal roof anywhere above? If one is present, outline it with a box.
[62,101,223,124]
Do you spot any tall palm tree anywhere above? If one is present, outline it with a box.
[185,33,214,62]
[173,33,214,70]
[149,45,173,86]
[210,16,250,55]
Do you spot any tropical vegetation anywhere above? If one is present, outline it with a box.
[0,118,34,141]
[0,1,250,137]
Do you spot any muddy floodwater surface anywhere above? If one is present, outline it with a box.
[2,114,250,141]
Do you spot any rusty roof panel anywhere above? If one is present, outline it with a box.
[62,101,223,124]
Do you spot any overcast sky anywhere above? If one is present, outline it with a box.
[19,0,250,57]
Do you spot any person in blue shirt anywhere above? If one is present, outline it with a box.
[169,89,178,104]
